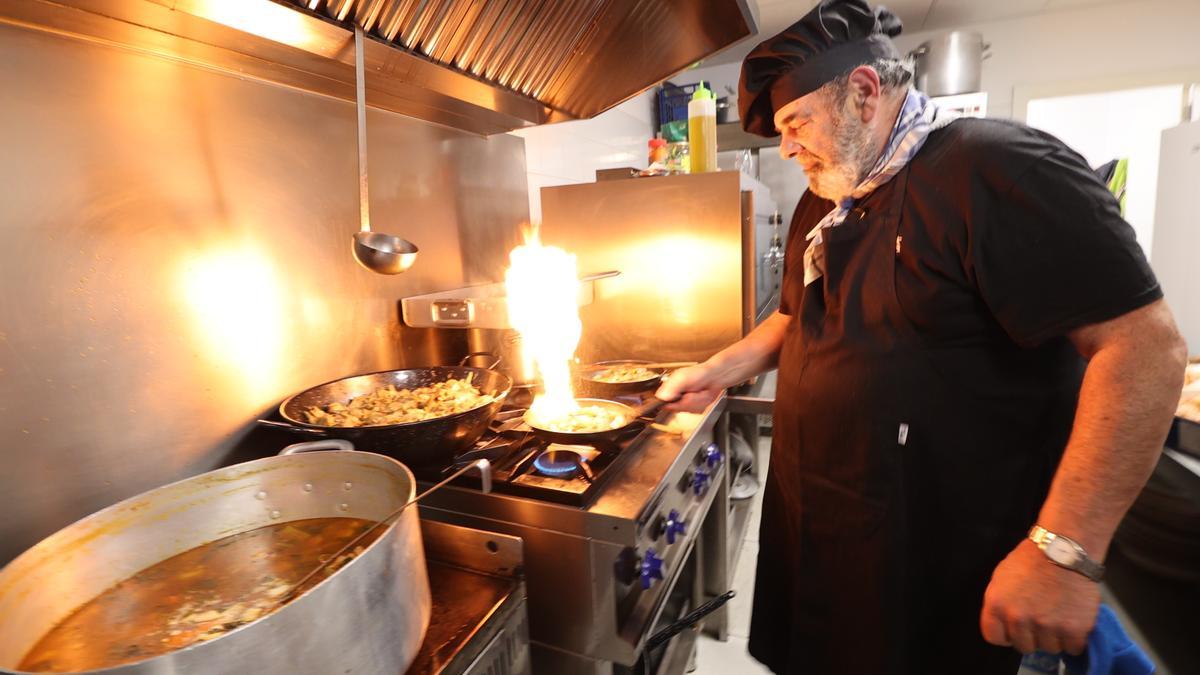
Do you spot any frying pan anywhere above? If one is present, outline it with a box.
[260,355,512,467]
[524,397,669,444]
[576,360,696,396]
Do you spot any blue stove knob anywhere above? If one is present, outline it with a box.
[691,467,711,496]
[640,548,664,589]
[664,509,688,545]
[703,443,724,469]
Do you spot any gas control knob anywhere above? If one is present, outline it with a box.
[640,548,664,589]
[664,509,687,545]
[691,467,711,496]
[703,443,724,469]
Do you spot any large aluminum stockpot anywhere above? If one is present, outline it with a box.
[910,31,989,97]
[0,442,430,674]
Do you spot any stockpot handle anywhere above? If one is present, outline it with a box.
[460,351,503,371]
[279,440,356,455]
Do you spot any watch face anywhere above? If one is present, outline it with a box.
[1045,537,1081,566]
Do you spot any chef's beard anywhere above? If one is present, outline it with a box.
[804,102,883,203]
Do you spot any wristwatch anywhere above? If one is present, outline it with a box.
[1028,525,1106,582]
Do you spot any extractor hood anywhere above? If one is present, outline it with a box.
[1,0,756,134]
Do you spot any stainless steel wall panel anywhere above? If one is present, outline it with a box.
[539,173,747,365]
[0,24,529,564]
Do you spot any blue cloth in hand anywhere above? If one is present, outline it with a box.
[1019,604,1154,675]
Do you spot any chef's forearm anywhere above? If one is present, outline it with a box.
[706,310,791,387]
[1037,310,1185,559]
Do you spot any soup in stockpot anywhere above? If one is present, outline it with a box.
[19,517,384,673]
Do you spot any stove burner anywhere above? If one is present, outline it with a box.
[418,397,656,507]
[533,446,596,481]
[533,451,581,477]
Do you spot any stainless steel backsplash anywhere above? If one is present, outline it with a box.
[0,24,529,564]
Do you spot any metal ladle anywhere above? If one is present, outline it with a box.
[350,24,418,274]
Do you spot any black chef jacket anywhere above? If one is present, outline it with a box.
[747,117,1161,675]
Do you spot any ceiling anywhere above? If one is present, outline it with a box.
[705,0,1139,66]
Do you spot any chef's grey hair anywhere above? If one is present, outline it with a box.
[822,57,914,109]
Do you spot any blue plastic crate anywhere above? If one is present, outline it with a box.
[657,81,701,126]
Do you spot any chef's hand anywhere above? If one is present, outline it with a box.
[980,538,1099,656]
[656,363,725,413]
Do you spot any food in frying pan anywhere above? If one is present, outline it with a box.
[19,517,384,673]
[533,405,628,433]
[303,376,493,427]
[1178,363,1200,423]
[586,364,658,384]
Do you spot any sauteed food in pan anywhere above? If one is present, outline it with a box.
[586,364,658,384]
[532,405,628,433]
[19,517,384,673]
[303,376,493,427]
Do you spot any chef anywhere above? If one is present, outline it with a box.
[657,0,1186,672]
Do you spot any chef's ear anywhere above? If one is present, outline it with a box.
[845,65,882,122]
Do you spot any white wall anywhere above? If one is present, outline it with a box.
[894,0,1200,120]
[1026,85,1185,255]
[511,90,656,223]
[675,61,743,122]
[1149,121,1200,353]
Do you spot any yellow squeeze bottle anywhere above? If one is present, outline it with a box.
[687,81,718,173]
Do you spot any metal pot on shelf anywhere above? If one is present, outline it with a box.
[909,31,989,97]
[0,444,431,674]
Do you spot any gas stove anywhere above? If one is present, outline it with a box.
[411,395,654,507]
[415,393,730,673]
[405,519,529,675]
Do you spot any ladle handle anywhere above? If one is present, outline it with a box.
[417,458,492,500]
[355,24,370,234]
[276,459,491,606]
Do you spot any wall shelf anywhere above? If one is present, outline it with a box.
[717,122,779,151]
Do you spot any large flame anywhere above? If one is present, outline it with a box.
[505,225,581,422]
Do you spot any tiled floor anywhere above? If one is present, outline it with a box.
[692,436,772,675]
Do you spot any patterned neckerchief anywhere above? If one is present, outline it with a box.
[803,88,957,286]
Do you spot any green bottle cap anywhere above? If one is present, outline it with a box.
[691,81,714,101]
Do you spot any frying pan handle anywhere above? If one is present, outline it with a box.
[257,419,325,435]
[631,396,670,420]
[460,351,503,371]
[279,440,356,455]
[580,270,620,282]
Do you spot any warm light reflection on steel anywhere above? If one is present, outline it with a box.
[194,0,316,48]
[178,243,286,406]
[611,234,736,328]
[539,172,748,365]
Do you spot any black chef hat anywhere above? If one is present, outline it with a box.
[739,0,903,136]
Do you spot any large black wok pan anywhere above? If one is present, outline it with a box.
[261,357,512,467]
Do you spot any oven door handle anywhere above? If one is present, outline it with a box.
[644,590,736,652]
